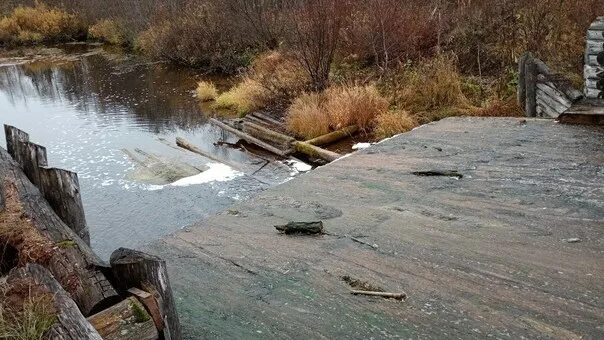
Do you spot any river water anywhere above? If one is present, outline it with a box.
[0,44,305,259]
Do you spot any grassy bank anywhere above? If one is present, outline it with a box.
[1,1,600,140]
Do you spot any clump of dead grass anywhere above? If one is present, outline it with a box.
[213,78,269,116]
[195,81,218,102]
[250,51,309,99]
[0,3,83,46]
[325,85,389,130]
[374,110,418,139]
[0,281,57,339]
[285,92,330,139]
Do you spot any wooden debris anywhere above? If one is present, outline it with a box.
[275,221,324,235]
[110,248,182,340]
[129,287,164,332]
[350,290,407,301]
[293,141,341,162]
[210,118,291,157]
[305,125,358,146]
[176,137,240,170]
[7,264,103,340]
[87,297,158,340]
[243,121,295,148]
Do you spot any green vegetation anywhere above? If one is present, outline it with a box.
[0,290,57,340]
[195,81,218,102]
[130,300,150,323]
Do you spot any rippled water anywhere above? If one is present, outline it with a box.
[0,44,298,258]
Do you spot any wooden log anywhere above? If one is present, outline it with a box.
[4,125,90,245]
[275,221,324,235]
[110,248,182,340]
[243,114,274,129]
[87,296,158,340]
[0,147,120,316]
[210,118,291,157]
[293,141,341,162]
[305,125,359,146]
[524,55,537,117]
[350,290,406,301]
[517,52,529,108]
[242,121,296,147]
[590,20,604,31]
[38,167,89,244]
[249,112,284,126]
[175,137,240,170]
[7,264,103,339]
[534,61,583,102]
[586,40,604,55]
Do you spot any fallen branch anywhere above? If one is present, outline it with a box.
[210,118,291,157]
[350,290,407,300]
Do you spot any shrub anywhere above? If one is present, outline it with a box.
[374,110,417,139]
[213,78,268,116]
[325,85,389,130]
[195,81,218,102]
[0,3,84,46]
[88,19,127,45]
[286,92,330,139]
[250,51,309,100]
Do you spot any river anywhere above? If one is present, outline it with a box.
[0,44,306,259]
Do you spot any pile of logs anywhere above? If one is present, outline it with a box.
[205,118,352,163]
[585,16,604,99]
[518,53,583,118]
[0,125,181,340]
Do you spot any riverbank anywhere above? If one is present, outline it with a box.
[145,117,604,339]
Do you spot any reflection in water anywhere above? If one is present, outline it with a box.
[0,45,288,259]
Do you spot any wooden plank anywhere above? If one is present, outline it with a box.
[536,82,573,108]
[517,53,529,108]
[87,297,158,340]
[536,96,560,118]
[585,87,602,99]
[524,55,537,117]
[210,118,291,157]
[4,124,29,161]
[128,287,164,332]
[0,147,120,316]
[305,125,359,146]
[7,264,103,340]
[249,112,284,126]
[110,248,182,340]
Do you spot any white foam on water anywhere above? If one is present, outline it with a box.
[169,162,242,187]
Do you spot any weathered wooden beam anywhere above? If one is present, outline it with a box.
[210,118,291,157]
[524,54,537,117]
[242,121,296,148]
[175,137,240,170]
[7,264,103,339]
[87,297,158,340]
[536,82,573,108]
[0,147,119,316]
[249,112,284,126]
[517,52,529,108]
[293,141,341,162]
[305,125,358,146]
[110,248,182,340]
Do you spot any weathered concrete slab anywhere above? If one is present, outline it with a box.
[146,117,604,339]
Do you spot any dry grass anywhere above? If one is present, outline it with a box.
[195,81,218,102]
[325,85,389,130]
[213,78,269,116]
[374,110,418,139]
[286,92,331,139]
[0,3,83,46]
[250,51,309,99]
[1,282,57,340]
[88,19,127,45]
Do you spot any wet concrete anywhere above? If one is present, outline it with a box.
[146,117,604,339]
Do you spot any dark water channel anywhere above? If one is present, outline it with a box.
[0,44,305,259]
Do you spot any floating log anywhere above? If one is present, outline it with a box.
[4,125,89,244]
[110,248,182,340]
[350,290,406,301]
[242,121,296,148]
[7,264,103,339]
[305,125,359,146]
[87,296,158,340]
[210,118,291,157]
[0,146,119,316]
[293,141,341,162]
[275,221,324,235]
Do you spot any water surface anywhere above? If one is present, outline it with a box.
[0,45,298,258]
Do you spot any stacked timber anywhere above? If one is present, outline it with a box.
[1,125,181,339]
[585,16,604,98]
[518,53,583,118]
